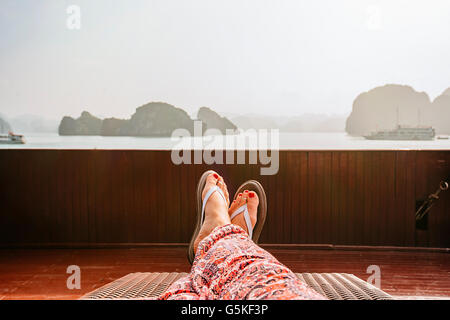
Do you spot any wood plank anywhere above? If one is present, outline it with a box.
[379,152,395,245]
[280,152,291,243]
[323,152,333,244]
[394,152,406,246]
[355,152,365,245]
[77,150,89,242]
[307,152,316,244]
[338,152,348,245]
[370,151,380,245]
[86,151,97,243]
[55,151,66,242]
[346,151,357,245]
[331,152,340,244]
[288,151,301,243]
[69,151,77,241]
[299,152,308,244]
[404,151,416,247]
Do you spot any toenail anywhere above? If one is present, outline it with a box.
[213,173,219,179]
[249,192,255,198]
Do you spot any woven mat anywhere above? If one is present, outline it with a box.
[81,272,393,300]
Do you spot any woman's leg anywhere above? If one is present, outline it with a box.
[158,275,199,300]
[160,172,325,300]
[160,224,325,300]
[159,172,231,300]
[192,224,325,299]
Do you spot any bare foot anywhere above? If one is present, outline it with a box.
[228,190,258,236]
[193,172,231,253]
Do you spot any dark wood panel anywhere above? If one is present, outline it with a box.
[0,150,449,247]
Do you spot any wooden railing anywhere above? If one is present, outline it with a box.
[0,150,448,248]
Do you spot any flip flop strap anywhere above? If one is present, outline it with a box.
[201,185,227,225]
[230,204,253,239]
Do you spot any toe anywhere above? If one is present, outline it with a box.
[203,172,230,206]
[247,191,259,205]
[229,192,243,214]
[217,179,230,206]
[205,172,219,187]
[246,191,259,225]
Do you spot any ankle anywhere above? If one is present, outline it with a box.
[205,208,230,225]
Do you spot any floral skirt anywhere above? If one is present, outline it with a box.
[158,224,326,300]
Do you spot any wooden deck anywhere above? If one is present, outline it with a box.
[1,246,449,300]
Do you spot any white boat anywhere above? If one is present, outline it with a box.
[0,132,26,144]
[364,125,435,141]
[364,108,435,141]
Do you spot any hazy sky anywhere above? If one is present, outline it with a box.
[0,0,449,119]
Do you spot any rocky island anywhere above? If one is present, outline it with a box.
[346,84,450,135]
[197,107,237,134]
[59,111,102,136]
[58,102,236,137]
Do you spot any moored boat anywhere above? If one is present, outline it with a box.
[364,125,435,140]
[0,132,26,144]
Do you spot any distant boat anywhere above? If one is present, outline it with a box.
[364,106,436,140]
[437,135,449,140]
[364,125,435,141]
[0,132,26,144]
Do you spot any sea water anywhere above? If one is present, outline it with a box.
[1,132,449,150]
